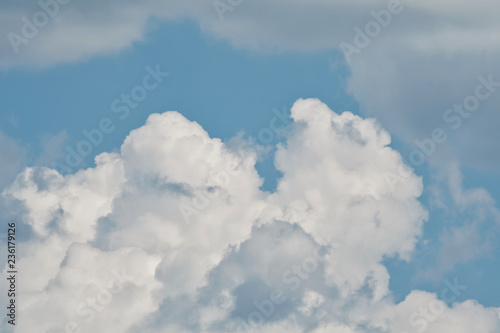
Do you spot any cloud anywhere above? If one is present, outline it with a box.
[0,0,153,68]
[417,162,500,281]
[387,291,500,333]
[3,0,499,174]
[2,99,499,332]
[3,0,499,66]
[346,42,500,172]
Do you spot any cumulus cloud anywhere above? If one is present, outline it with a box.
[2,99,499,332]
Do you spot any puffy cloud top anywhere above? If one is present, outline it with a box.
[2,99,499,332]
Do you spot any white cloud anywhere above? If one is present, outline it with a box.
[268,99,427,301]
[2,99,499,332]
[387,291,500,333]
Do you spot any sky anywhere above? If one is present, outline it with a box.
[0,0,500,332]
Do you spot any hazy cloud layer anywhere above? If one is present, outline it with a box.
[3,0,499,171]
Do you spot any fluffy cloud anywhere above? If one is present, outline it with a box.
[2,99,499,332]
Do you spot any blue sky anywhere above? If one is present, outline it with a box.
[1,20,355,172]
[1,2,500,332]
